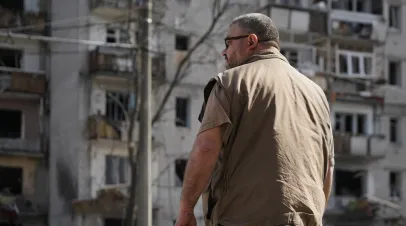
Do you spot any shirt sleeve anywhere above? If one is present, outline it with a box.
[198,83,233,146]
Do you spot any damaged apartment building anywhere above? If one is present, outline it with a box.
[1,0,406,226]
[0,0,165,225]
[0,0,48,225]
[257,0,406,225]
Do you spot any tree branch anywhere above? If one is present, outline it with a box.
[152,0,232,125]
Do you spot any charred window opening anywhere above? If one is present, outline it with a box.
[389,118,398,143]
[0,166,23,195]
[175,35,189,51]
[389,171,402,201]
[388,61,401,86]
[0,109,22,139]
[175,159,187,187]
[106,28,116,43]
[335,170,365,197]
[0,48,22,68]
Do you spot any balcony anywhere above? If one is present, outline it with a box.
[0,8,45,35]
[0,68,46,95]
[0,138,41,156]
[89,47,133,77]
[330,7,386,44]
[89,47,166,83]
[90,0,138,19]
[334,133,386,160]
[267,6,327,43]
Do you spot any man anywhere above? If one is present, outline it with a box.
[175,13,334,226]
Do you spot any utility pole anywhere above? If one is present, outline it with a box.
[136,0,153,225]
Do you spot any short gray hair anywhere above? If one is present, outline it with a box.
[231,13,279,46]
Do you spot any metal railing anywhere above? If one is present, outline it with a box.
[0,138,41,153]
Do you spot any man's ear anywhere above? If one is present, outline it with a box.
[248,34,258,50]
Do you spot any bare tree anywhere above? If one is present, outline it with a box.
[93,0,258,225]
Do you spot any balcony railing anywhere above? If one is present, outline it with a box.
[0,8,45,34]
[334,133,386,157]
[0,138,41,154]
[89,47,166,80]
[89,48,133,76]
[90,0,140,19]
[268,6,328,40]
[0,67,46,95]
[330,10,386,42]
[91,0,134,9]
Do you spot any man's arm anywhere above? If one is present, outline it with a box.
[179,127,222,213]
[323,157,334,204]
[179,83,232,215]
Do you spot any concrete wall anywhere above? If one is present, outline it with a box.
[154,84,205,225]
[382,0,406,215]
[49,0,91,225]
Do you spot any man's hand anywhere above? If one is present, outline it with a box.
[175,210,197,226]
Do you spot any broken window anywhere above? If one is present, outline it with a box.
[175,97,189,127]
[175,35,189,51]
[389,171,402,201]
[0,166,23,195]
[389,118,398,143]
[0,48,22,68]
[0,109,22,138]
[105,91,129,122]
[175,158,187,187]
[332,20,373,39]
[106,27,130,43]
[388,60,401,86]
[389,5,401,29]
[105,155,130,185]
[106,28,116,43]
[335,169,366,197]
[335,112,367,135]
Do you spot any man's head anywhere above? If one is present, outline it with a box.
[222,13,280,69]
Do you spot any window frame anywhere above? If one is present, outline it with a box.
[336,50,373,77]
